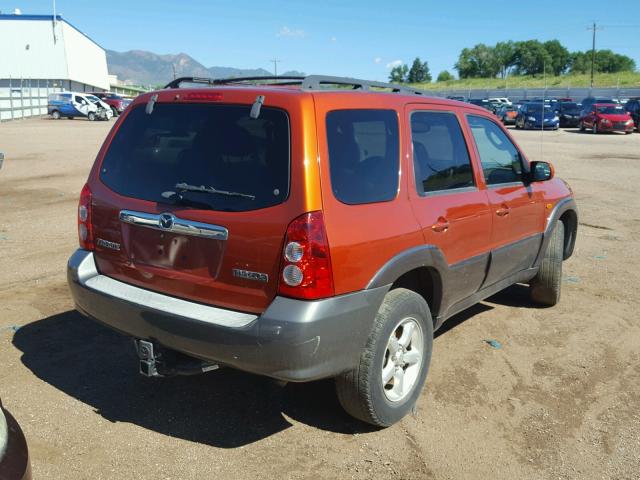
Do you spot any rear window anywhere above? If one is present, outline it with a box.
[326,109,399,205]
[100,103,290,212]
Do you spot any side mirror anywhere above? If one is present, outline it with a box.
[529,161,554,182]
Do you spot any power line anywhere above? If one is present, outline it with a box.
[270,59,281,77]
[587,22,604,89]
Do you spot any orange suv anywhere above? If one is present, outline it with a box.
[67,75,578,426]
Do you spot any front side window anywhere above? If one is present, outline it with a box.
[326,109,399,205]
[411,111,474,194]
[468,115,524,185]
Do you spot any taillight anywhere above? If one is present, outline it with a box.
[278,211,334,300]
[78,183,94,250]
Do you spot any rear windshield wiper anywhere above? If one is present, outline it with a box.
[169,182,255,200]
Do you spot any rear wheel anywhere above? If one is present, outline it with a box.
[530,221,564,306]
[335,288,433,427]
[51,110,61,120]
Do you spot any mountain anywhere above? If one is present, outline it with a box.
[106,49,305,86]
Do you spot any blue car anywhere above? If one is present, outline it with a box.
[515,103,559,130]
[47,92,113,121]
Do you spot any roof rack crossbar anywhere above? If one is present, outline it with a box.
[163,75,430,96]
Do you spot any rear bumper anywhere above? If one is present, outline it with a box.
[67,249,388,382]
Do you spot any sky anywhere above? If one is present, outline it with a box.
[2,0,639,81]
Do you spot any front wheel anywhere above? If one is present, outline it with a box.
[111,106,118,117]
[593,122,598,134]
[579,121,585,131]
[87,112,96,121]
[530,221,564,306]
[335,288,433,427]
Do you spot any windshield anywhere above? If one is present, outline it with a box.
[100,103,290,212]
[86,95,101,104]
[527,104,551,113]
[560,103,580,113]
[597,106,626,115]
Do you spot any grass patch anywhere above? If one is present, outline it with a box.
[411,71,640,91]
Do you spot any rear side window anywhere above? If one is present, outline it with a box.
[468,115,523,185]
[326,109,399,205]
[411,111,474,194]
[100,103,290,212]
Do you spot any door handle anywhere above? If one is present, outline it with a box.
[431,217,450,233]
[496,204,510,217]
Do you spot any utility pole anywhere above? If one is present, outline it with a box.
[270,59,281,77]
[587,22,603,89]
[172,63,177,80]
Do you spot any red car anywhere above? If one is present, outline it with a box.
[579,103,634,134]
[89,92,132,117]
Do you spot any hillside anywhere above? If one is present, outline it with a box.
[107,49,304,86]
[411,71,640,91]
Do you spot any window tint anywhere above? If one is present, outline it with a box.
[326,109,399,204]
[100,103,290,212]
[74,96,84,103]
[468,115,523,185]
[411,111,474,193]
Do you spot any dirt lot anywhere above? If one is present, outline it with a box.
[1,117,639,480]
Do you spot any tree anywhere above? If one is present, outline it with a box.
[493,41,516,79]
[569,49,636,74]
[389,64,409,83]
[407,57,432,83]
[543,40,570,75]
[437,70,454,82]
[455,44,500,78]
[513,40,552,75]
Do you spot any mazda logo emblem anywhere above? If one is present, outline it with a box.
[159,213,175,230]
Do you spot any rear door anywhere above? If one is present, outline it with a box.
[90,91,317,314]
[465,114,544,286]
[406,104,492,304]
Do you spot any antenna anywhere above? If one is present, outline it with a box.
[586,22,604,89]
[270,59,281,77]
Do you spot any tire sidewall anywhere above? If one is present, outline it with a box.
[368,292,433,426]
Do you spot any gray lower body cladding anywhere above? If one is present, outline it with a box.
[67,249,388,382]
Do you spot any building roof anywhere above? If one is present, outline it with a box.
[0,14,104,50]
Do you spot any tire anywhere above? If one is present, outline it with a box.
[87,112,96,121]
[111,106,118,117]
[514,119,520,129]
[593,122,598,134]
[579,121,585,131]
[335,288,434,427]
[530,221,564,306]
[51,110,61,120]
[67,116,74,120]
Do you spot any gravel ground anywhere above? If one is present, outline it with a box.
[0,117,639,480]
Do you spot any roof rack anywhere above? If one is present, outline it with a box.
[163,75,429,96]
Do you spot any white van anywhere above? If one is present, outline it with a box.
[48,92,113,121]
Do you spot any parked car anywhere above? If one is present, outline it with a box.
[67,75,578,427]
[579,103,634,134]
[0,398,31,480]
[488,97,512,106]
[515,102,559,130]
[580,97,617,116]
[624,98,640,131]
[48,92,112,121]
[468,99,499,113]
[496,104,519,125]
[555,102,582,128]
[89,92,132,116]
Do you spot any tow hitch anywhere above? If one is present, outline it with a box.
[134,339,219,377]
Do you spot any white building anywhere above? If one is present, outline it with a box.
[0,13,110,120]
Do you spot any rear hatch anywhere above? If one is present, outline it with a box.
[90,91,309,313]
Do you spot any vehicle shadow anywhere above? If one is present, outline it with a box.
[13,286,539,446]
[12,310,375,448]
